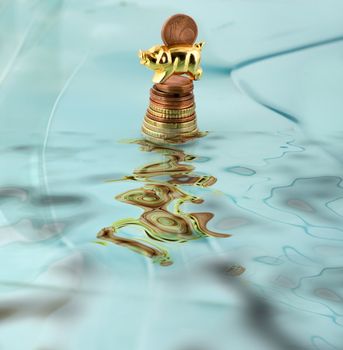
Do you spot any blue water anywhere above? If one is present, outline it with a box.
[1,1,343,349]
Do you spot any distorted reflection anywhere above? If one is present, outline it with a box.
[97,139,230,266]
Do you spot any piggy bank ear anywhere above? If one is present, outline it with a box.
[148,45,159,53]
[195,42,205,50]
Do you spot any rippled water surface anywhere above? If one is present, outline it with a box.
[1,1,343,349]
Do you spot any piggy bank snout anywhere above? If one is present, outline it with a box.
[139,50,152,65]
[139,50,146,61]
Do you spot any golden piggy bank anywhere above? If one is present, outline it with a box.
[139,42,204,83]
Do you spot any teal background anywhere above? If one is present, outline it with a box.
[1,1,343,349]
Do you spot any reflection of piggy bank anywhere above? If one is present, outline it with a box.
[139,42,204,83]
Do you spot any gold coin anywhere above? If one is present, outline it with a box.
[142,130,202,145]
[144,116,197,129]
[142,134,188,145]
[147,110,196,121]
[143,120,197,134]
[143,125,197,137]
[146,112,196,123]
[148,105,195,117]
[143,120,197,133]
[142,131,200,145]
[142,124,198,139]
[149,103,195,114]
[142,126,171,139]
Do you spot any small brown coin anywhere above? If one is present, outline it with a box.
[150,96,194,108]
[150,89,194,102]
[161,14,198,46]
[158,74,193,88]
[149,99,194,110]
[155,75,193,94]
[151,87,192,98]
[154,85,193,94]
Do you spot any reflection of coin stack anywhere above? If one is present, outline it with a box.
[142,75,199,144]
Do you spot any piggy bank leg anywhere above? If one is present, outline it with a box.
[153,70,167,83]
[194,67,203,80]
[157,63,176,83]
[162,68,175,83]
[156,57,179,83]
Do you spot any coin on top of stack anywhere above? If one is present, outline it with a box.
[142,74,200,143]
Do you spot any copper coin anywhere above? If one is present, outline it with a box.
[150,99,194,110]
[155,83,193,95]
[161,14,198,46]
[150,89,194,102]
[155,75,193,94]
[146,111,196,123]
[151,86,192,98]
[150,96,194,107]
[150,91,193,101]
[143,119,197,133]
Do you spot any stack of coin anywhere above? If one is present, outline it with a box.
[142,75,199,144]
